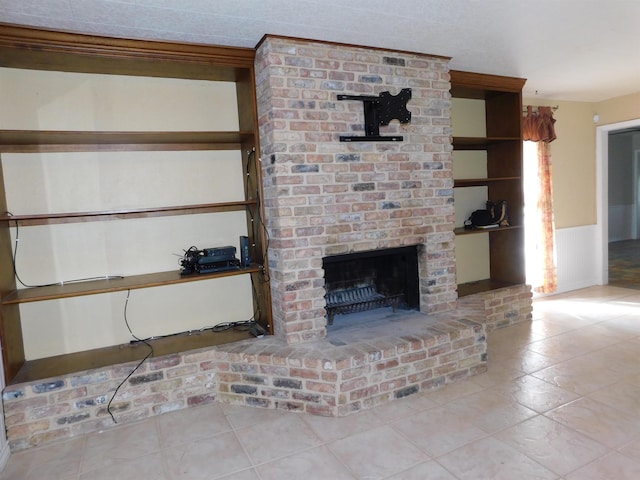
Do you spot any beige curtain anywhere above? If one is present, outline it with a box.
[523,106,557,293]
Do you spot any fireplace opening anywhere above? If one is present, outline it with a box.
[322,245,420,325]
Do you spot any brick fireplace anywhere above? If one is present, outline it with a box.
[255,35,457,344]
[322,245,420,325]
[2,36,533,452]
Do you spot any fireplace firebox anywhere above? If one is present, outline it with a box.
[322,246,420,325]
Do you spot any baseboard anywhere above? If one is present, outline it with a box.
[554,278,600,295]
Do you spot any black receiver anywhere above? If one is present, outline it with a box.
[180,245,240,275]
[240,236,251,267]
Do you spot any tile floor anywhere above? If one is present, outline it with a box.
[609,239,640,289]
[2,285,640,479]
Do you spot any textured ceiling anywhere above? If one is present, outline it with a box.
[1,0,639,102]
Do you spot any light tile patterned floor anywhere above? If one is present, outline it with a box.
[2,285,640,479]
[609,239,640,290]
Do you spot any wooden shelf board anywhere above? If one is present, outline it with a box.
[457,278,517,297]
[0,130,255,153]
[1,265,263,305]
[9,327,255,385]
[454,177,520,187]
[0,200,258,226]
[453,136,521,149]
[454,225,522,236]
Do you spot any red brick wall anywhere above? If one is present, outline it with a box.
[255,36,456,344]
[458,284,533,331]
[3,312,488,451]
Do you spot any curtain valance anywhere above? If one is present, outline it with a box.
[523,105,557,143]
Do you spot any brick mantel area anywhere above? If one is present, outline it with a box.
[2,36,532,451]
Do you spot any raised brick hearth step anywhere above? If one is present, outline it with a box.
[2,284,530,451]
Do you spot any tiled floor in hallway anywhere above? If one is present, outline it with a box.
[2,285,640,479]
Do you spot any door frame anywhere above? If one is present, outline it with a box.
[596,118,640,285]
[634,150,640,239]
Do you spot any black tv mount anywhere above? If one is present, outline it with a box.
[338,88,412,142]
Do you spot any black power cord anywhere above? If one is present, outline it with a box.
[6,212,124,288]
[107,285,267,423]
[6,147,271,418]
[244,149,270,283]
[106,289,153,424]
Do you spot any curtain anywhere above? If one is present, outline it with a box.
[523,106,557,293]
[523,105,557,143]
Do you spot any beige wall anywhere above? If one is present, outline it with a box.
[523,99,598,228]
[525,91,640,230]
[595,91,640,126]
[451,96,603,280]
[455,95,602,229]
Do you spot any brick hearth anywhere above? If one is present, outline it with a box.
[3,284,533,451]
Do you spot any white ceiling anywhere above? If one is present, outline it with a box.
[1,0,639,102]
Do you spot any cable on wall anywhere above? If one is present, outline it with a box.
[244,149,270,283]
[106,289,153,424]
[107,288,261,423]
[6,212,124,288]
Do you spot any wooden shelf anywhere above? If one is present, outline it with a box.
[450,70,527,99]
[0,130,255,153]
[454,225,522,236]
[1,265,263,305]
[0,23,255,82]
[9,327,255,385]
[451,70,526,298]
[457,278,517,297]
[454,177,520,187]
[0,23,274,386]
[0,200,258,226]
[453,136,520,150]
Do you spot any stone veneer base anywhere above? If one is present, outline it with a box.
[2,284,530,452]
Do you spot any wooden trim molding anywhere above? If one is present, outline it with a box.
[0,22,255,80]
[450,69,527,96]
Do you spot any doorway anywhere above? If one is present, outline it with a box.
[634,150,640,239]
[596,119,640,288]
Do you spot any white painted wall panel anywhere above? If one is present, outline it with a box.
[555,225,600,294]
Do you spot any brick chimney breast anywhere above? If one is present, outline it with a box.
[255,36,456,344]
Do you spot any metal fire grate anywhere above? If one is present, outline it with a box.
[325,285,401,325]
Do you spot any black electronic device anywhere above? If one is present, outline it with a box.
[180,245,241,275]
[203,246,236,258]
[197,258,241,274]
[240,235,251,267]
[198,253,237,264]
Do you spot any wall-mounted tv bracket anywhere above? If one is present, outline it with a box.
[338,88,412,142]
